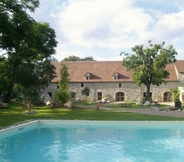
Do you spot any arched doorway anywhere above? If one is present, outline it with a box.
[116,92,125,101]
[163,91,172,102]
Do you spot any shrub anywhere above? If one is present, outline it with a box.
[53,89,70,106]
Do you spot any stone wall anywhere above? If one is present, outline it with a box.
[140,81,180,102]
[43,81,182,102]
[40,83,58,97]
[68,82,140,102]
[178,72,184,83]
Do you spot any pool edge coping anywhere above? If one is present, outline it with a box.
[1,120,184,133]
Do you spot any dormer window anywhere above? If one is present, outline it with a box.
[85,72,91,80]
[113,72,119,80]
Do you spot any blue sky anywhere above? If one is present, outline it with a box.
[31,0,184,61]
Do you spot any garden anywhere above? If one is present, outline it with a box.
[1,102,184,129]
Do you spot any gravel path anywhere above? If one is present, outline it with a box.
[77,103,184,118]
[115,108,184,118]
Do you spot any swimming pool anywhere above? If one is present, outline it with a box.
[1,120,184,162]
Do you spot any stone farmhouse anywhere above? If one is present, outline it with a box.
[43,60,184,103]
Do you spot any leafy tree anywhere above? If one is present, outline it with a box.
[0,57,10,100]
[121,40,177,101]
[16,59,56,89]
[170,88,180,102]
[50,57,58,62]
[0,0,39,102]
[0,0,39,14]
[81,56,96,61]
[58,63,70,90]
[53,63,70,105]
[5,22,57,102]
[63,55,81,61]
[53,90,69,106]
[81,87,90,102]
[70,91,76,99]
[21,86,40,112]
[0,0,57,102]
[0,0,58,102]
[62,55,96,61]
[0,0,39,50]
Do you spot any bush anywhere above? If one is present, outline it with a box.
[170,88,180,102]
[53,89,70,106]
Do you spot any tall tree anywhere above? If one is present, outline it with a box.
[58,63,70,91]
[0,0,39,50]
[121,40,177,101]
[0,0,57,102]
[0,0,39,101]
[16,60,56,89]
[53,63,70,105]
[0,57,10,99]
[6,22,57,102]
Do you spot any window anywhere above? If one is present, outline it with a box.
[57,85,59,89]
[113,72,119,80]
[97,92,102,100]
[85,72,91,80]
[119,83,122,88]
[81,83,84,87]
[163,91,172,102]
[116,92,125,101]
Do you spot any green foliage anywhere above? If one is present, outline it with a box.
[62,55,96,61]
[53,89,70,105]
[0,57,10,97]
[1,103,184,128]
[0,0,57,102]
[170,88,180,102]
[54,63,70,105]
[121,40,177,101]
[81,87,90,96]
[0,0,38,51]
[21,87,40,103]
[81,56,96,61]
[58,63,70,91]
[70,91,76,99]
[0,0,39,14]
[16,60,56,88]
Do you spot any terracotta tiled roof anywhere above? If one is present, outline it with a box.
[164,62,178,81]
[52,60,181,83]
[52,61,133,82]
[174,60,184,73]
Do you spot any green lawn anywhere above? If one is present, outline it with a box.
[75,102,168,109]
[0,102,184,128]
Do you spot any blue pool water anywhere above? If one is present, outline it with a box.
[1,121,184,162]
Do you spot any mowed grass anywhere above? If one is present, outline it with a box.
[75,102,168,109]
[0,102,184,128]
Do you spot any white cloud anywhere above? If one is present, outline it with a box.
[96,55,123,61]
[154,11,184,37]
[31,0,184,61]
[177,48,184,59]
[174,0,184,10]
[57,0,152,49]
